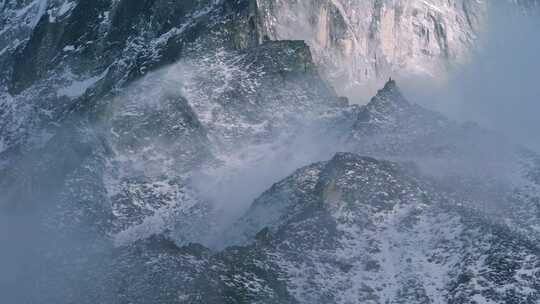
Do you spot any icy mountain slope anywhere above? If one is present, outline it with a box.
[343,80,540,243]
[1,1,540,303]
[38,151,539,304]
[95,152,540,303]
[108,39,347,246]
[0,0,250,236]
[0,1,348,301]
[0,0,259,157]
[230,153,540,304]
[101,235,298,304]
[0,0,347,271]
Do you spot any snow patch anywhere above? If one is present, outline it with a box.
[57,69,107,98]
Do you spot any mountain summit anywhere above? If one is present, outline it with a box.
[0,1,539,304]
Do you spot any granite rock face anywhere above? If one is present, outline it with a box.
[344,80,540,246]
[0,0,342,235]
[256,0,539,98]
[230,152,540,304]
[1,1,540,303]
[256,0,486,97]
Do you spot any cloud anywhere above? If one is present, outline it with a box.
[401,2,540,151]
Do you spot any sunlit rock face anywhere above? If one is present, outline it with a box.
[2,1,540,302]
[256,0,487,99]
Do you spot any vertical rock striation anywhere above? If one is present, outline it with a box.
[256,0,487,98]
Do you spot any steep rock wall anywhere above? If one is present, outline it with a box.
[256,0,487,99]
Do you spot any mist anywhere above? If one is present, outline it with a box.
[187,119,345,248]
[0,206,113,303]
[97,0,540,251]
[401,2,540,151]
[1,1,539,302]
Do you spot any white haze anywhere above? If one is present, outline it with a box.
[189,122,344,248]
[401,2,540,151]
[96,56,348,249]
[1,2,539,300]
[182,1,540,248]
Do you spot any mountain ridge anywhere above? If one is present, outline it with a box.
[1,1,539,303]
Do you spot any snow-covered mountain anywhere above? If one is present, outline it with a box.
[0,1,539,303]
[230,152,540,303]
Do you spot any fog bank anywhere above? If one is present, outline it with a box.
[401,2,540,151]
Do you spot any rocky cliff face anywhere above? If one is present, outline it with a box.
[257,0,540,99]
[230,153,540,303]
[344,80,540,245]
[1,1,539,303]
[0,0,347,241]
[256,0,487,98]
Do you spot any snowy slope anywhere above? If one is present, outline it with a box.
[0,1,539,303]
[231,153,540,303]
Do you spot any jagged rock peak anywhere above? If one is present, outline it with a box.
[317,152,418,209]
[348,78,452,156]
[246,40,316,74]
[370,77,407,105]
[229,152,419,243]
[355,78,414,125]
[324,152,398,175]
[382,77,397,91]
